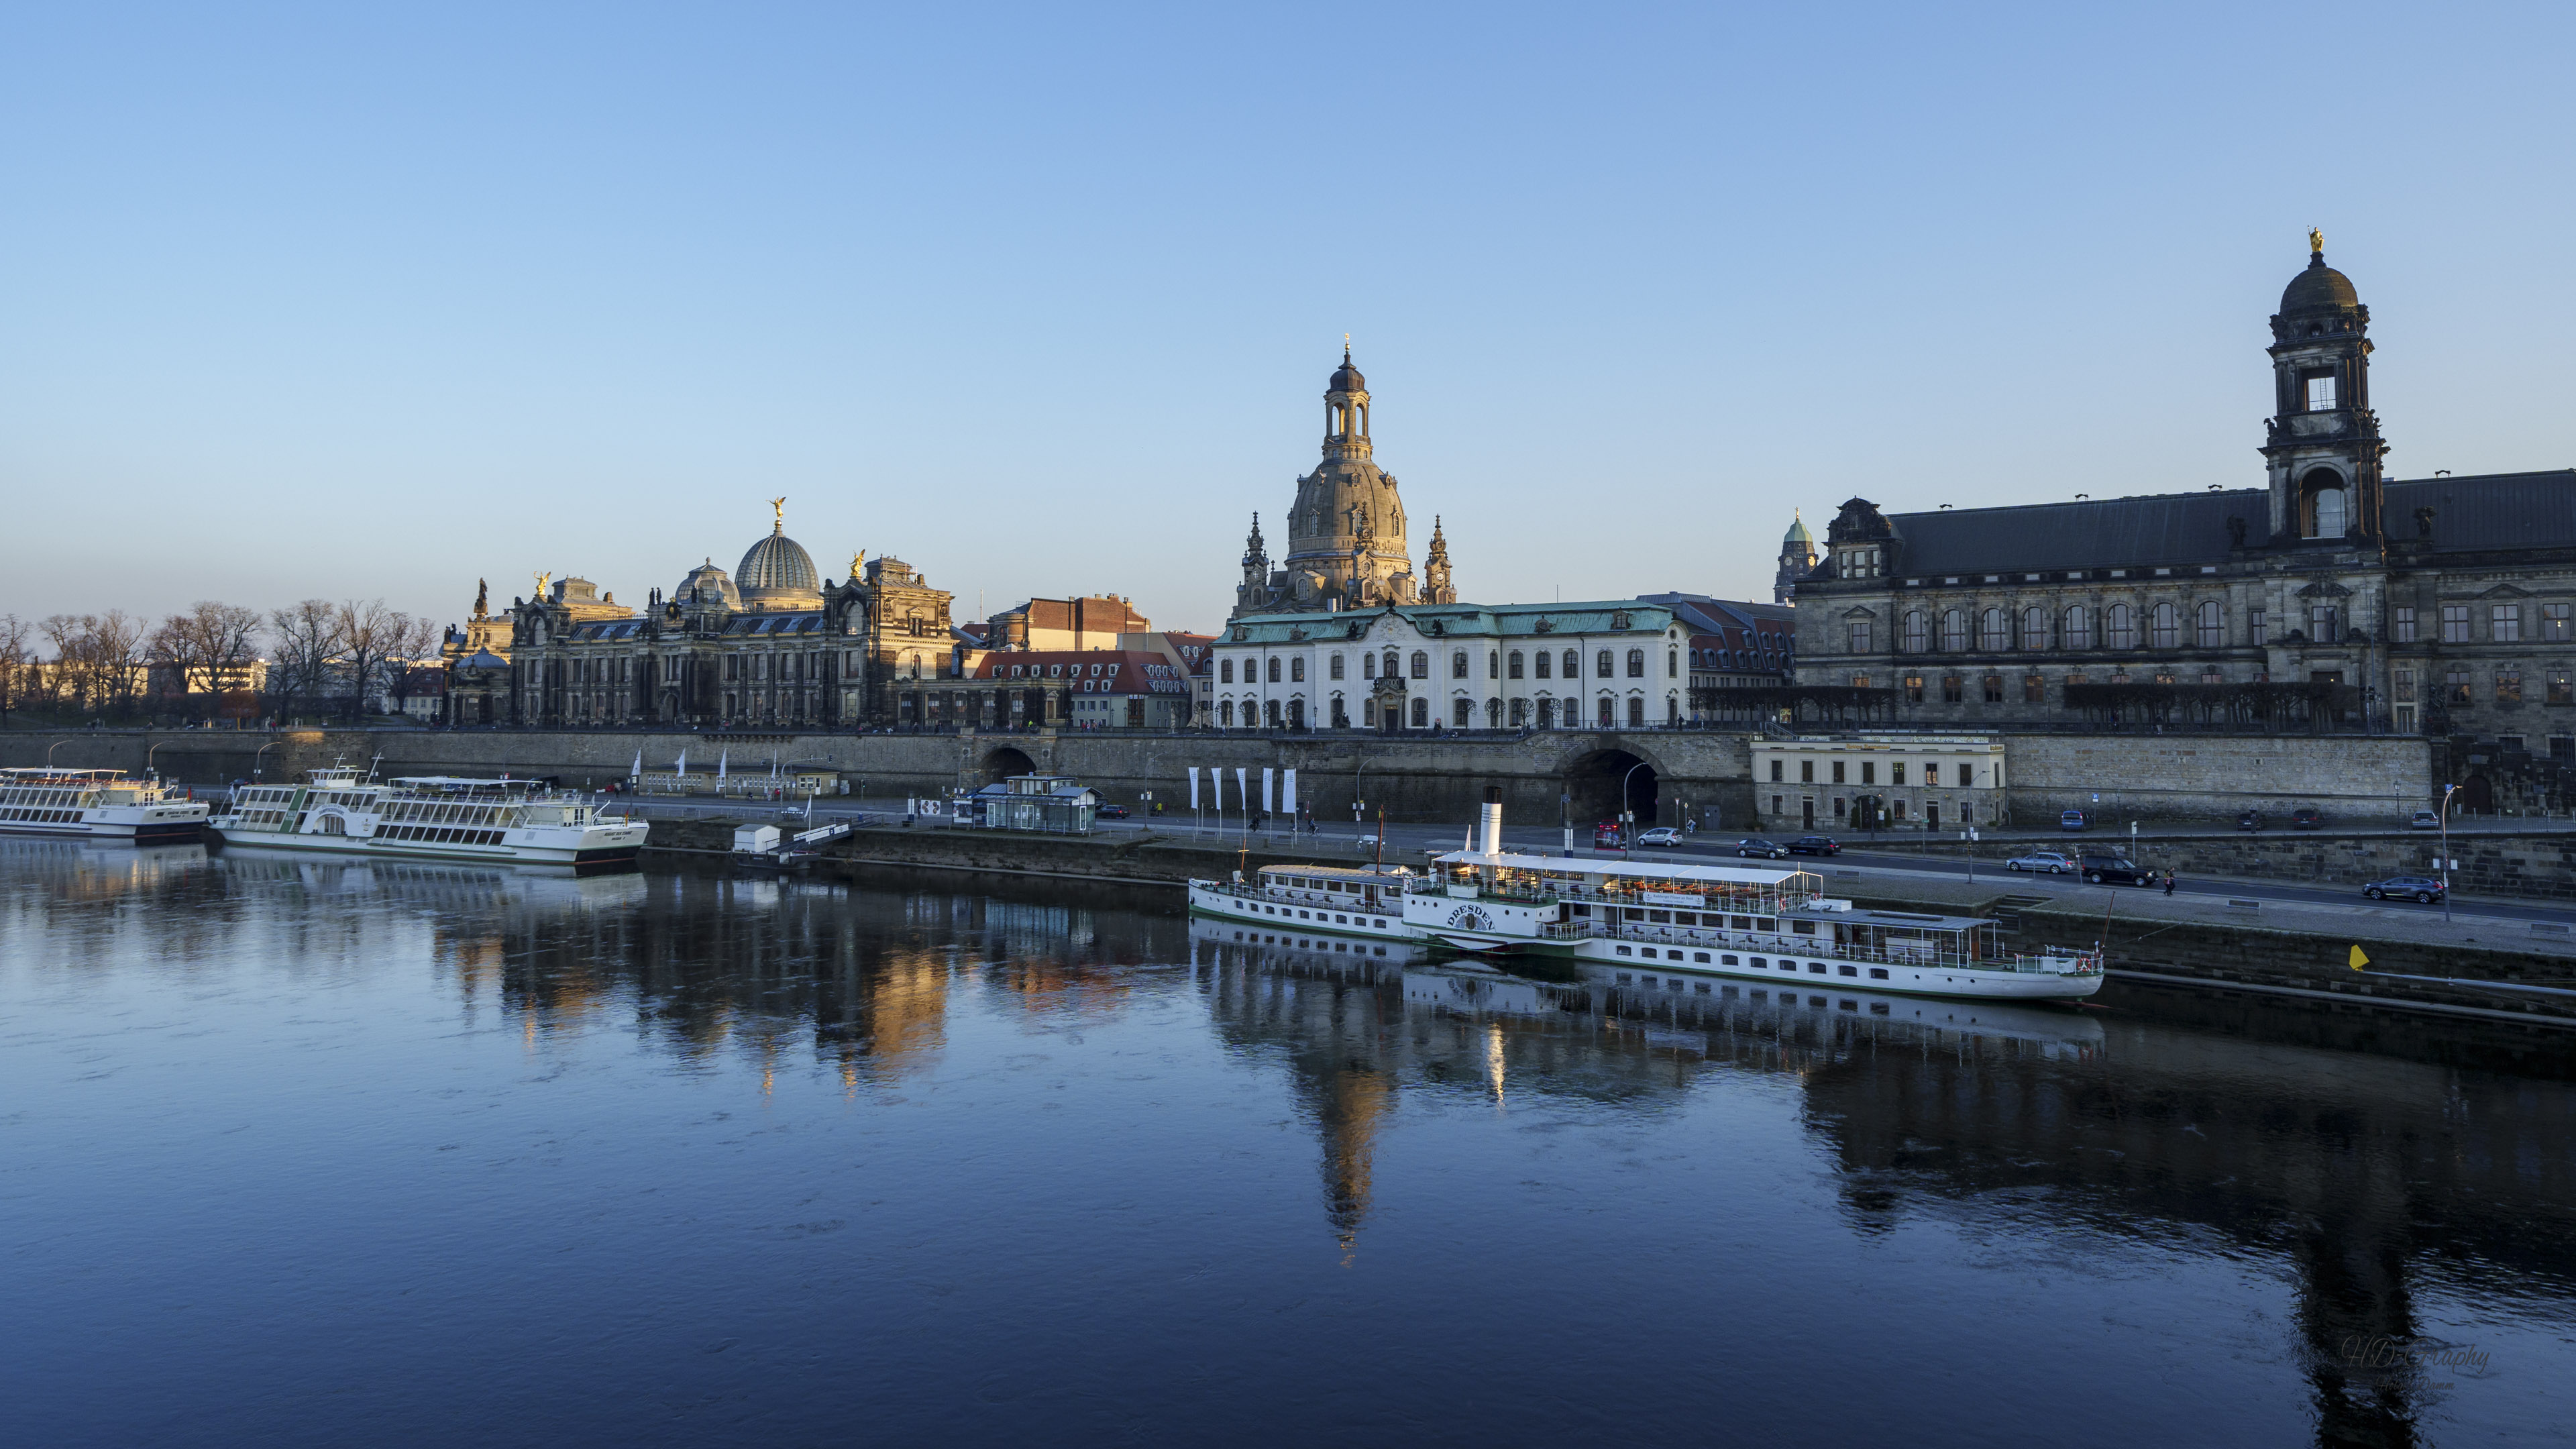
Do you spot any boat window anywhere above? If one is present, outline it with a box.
[1694,954,1711,964]
[1869,968,1888,979]
[1750,957,1766,968]
[1648,910,1669,923]
[1792,920,1815,934]
[1839,965,1858,977]
[1615,946,1632,956]
[1809,963,1827,973]
[1721,955,1738,965]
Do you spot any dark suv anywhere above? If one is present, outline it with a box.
[2292,807,2323,830]
[2235,810,2265,832]
[2079,853,2156,885]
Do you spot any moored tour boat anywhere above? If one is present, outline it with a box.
[0,768,211,844]
[209,767,647,868]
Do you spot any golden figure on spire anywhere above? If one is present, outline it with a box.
[769,496,788,531]
[2308,227,2324,256]
[533,570,551,600]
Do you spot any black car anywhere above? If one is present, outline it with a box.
[1735,838,1790,859]
[2235,810,2265,832]
[2292,807,2323,830]
[2362,875,2445,904]
[2079,853,2157,885]
[1788,835,1841,856]
[1095,804,1130,819]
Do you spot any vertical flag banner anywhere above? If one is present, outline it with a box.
[1187,767,1200,810]
[631,750,643,779]
[676,749,688,776]
[1235,769,1248,814]
[718,750,729,780]
[1283,769,1298,816]
[1262,767,1275,815]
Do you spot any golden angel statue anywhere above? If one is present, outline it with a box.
[2308,227,2324,256]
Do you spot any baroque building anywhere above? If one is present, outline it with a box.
[1234,348,1441,616]
[498,503,956,729]
[1788,235,2576,748]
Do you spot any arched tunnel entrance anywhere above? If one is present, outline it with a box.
[1565,749,1658,830]
[979,746,1036,785]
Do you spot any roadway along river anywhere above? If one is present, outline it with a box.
[4,839,2571,1447]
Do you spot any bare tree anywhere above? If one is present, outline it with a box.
[0,614,30,723]
[150,602,266,704]
[374,614,443,718]
[268,600,345,718]
[334,600,427,719]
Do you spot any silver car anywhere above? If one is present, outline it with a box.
[2008,850,2076,874]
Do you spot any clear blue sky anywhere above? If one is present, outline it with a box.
[5,3,2570,637]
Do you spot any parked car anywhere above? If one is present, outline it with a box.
[2291,807,2322,830]
[2363,875,2447,904]
[1788,835,1841,856]
[1095,803,1130,819]
[1635,826,1684,847]
[2059,810,2088,832]
[2236,810,2265,832]
[2408,810,2441,830]
[2079,853,2157,885]
[2008,850,2077,874]
[1356,833,1386,851]
[1735,838,1790,859]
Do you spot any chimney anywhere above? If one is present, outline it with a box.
[1480,786,1504,858]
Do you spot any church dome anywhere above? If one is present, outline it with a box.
[1784,511,1813,545]
[1329,350,1366,393]
[737,523,822,610]
[2280,252,2360,313]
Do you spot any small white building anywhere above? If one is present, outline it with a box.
[1213,601,1686,731]
[1750,735,2007,832]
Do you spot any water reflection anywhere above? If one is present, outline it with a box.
[4,843,2571,1448]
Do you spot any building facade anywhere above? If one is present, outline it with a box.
[498,507,957,730]
[1748,735,2006,833]
[1787,237,2576,748]
[1212,602,1686,731]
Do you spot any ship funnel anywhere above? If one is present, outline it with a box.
[1480,786,1504,858]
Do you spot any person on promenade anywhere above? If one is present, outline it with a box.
[2163,871,2177,896]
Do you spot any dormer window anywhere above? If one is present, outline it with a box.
[2304,373,2338,411]
[1840,546,1881,578]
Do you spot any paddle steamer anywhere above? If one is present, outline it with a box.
[1187,789,2102,1002]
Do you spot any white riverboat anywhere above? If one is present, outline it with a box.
[0,768,211,844]
[209,767,647,869]
[1187,789,2104,1003]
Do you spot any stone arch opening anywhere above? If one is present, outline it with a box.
[979,746,1036,785]
[1565,748,1659,828]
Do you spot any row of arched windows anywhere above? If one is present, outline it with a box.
[1214,690,1682,731]
[1222,647,1677,686]
[1899,600,2234,653]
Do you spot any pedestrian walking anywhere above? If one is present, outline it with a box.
[2163,870,2177,896]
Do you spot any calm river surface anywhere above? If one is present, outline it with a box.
[5,841,2573,1448]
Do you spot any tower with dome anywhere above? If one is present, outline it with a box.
[1233,347,1441,617]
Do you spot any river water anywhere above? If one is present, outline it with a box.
[4,840,2571,1448]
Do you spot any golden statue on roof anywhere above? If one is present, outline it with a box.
[2308,227,2324,256]
[769,496,787,531]
[533,570,551,600]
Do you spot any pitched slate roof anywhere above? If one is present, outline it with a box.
[1881,489,2263,576]
[2387,470,2576,553]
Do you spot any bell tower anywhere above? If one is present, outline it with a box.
[2262,231,2386,549]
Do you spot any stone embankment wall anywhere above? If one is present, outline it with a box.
[2,726,2439,830]
[2003,735,2433,825]
[1866,828,2576,900]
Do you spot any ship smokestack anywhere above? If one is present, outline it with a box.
[1480,786,1504,858]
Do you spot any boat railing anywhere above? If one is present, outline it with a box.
[1556,920,2102,975]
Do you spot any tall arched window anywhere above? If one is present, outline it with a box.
[2107,603,2137,649]
[1940,609,1968,651]
[2302,468,2349,539]
[1362,652,1377,679]
[2196,600,2224,649]
[1266,657,1281,683]
[1384,650,1400,678]
[1488,651,1499,678]
[1902,610,1929,652]
[1979,608,2008,650]
[1219,700,1234,727]
[1328,653,1345,680]
[1626,648,1646,677]
[1409,651,1429,679]
[1485,698,1502,727]
[1508,650,1525,679]
[1265,699,1281,727]
[1509,698,1527,727]
[2021,606,2048,651]
[1667,648,1678,676]
[1597,650,1615,678]
[1562,649,1578,678]
[1533,650,1550,679]
[1452,649,1469,678]
[1220,659,1233,684]
[2149,602,2179,649]
[1409,698,1429,727]
[1289,657,1305,682]
[2063,606,2092,649]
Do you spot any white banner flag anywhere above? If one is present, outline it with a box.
[1282,769,1297,816]
[631,750,643,779]
[1235,768,1247,814]
[1261,767,1275,815]
[676,749,688,775]
[1187,767,1200,810]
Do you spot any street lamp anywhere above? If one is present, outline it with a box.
[2438,783,2460,925]
[1620,761,1650,856]
[146,741,168,784]
[47,739,71,767]
[252,740,281,783]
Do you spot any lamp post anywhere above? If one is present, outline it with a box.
[46,739,71,767]
[1620,761,1649,857]
[2438,783,2459,926]
[146,741,168,784]
[252,740,280,783]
